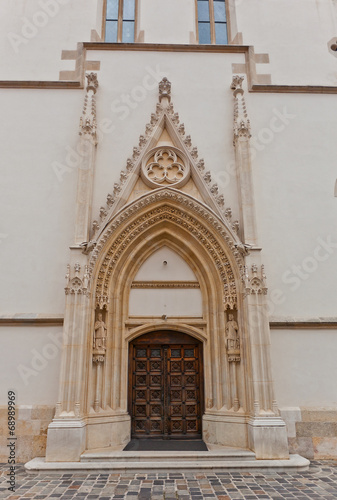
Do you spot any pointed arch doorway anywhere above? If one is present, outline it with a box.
[129,331,204,439]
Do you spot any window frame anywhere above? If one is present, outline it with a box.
[102,0,139,43]
[195,0,230,45]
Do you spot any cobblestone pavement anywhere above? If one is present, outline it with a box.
[1,461,337,499]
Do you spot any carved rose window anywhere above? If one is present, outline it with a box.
[141,147,190,189]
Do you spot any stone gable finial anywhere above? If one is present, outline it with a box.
[159,77,171,103]
[86,72,99,94]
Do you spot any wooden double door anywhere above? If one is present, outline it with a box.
[129,331,203,439]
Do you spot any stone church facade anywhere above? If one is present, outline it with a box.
[0,0,336,465]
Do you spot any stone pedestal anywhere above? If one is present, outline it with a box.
[46,419,86,462]
[248,417,289,459]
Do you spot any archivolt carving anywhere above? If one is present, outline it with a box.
[91,77,238,239]
[89,190,243,309]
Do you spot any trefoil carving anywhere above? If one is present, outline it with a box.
[65,263,90,296]
[243,264,268,296]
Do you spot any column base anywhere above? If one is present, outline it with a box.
[248,416,290,459]
[87,413,131,450]
[46,419,86,462]
[203,413,248,449]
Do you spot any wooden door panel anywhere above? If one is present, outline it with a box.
[130,332,203,439]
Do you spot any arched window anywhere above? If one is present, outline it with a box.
[196,0,228,44]
[104,0,136,43]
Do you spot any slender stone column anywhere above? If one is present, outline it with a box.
[231,76,289,459]
[46,74,99,462]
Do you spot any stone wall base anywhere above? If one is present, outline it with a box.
[0,405,55,463]
[203,413,248,449]
[2,405,337,462]
[281,407,337,460]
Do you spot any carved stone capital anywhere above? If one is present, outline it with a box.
[93,352,105,364]
[227,349,241,363]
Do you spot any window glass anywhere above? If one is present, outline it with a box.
[197,1,210,22]
[213,1,226,22]
[106,20,118,42]
[215,22,227,44]
[106,0,119,19]
[122,21,135,42]
[123,0,135,20]
[198,22,211,44]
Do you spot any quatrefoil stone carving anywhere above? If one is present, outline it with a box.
[141,146,190,189]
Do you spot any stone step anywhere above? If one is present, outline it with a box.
[25,455,310,474]
[80,447,256,463]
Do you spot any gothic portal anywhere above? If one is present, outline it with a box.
[45,76,289,462]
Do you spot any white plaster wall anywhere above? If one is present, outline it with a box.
[0,0,99,81]
[236,0,337,86]
[129,289,203,316]
[0,326,62,404]
[0,88,82,313]
[249,92,337,318]
[134,247,197,281]
[270,329,337,407]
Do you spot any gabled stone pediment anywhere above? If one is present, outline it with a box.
[89,78,241,247]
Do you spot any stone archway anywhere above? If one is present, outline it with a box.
[83,188,248,450]
[46,188,289,462]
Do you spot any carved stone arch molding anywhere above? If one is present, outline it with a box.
[72,186,255,450]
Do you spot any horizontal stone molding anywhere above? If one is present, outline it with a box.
[131,281,200,289]
[270,318,337,329]
[0,314,64,326]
